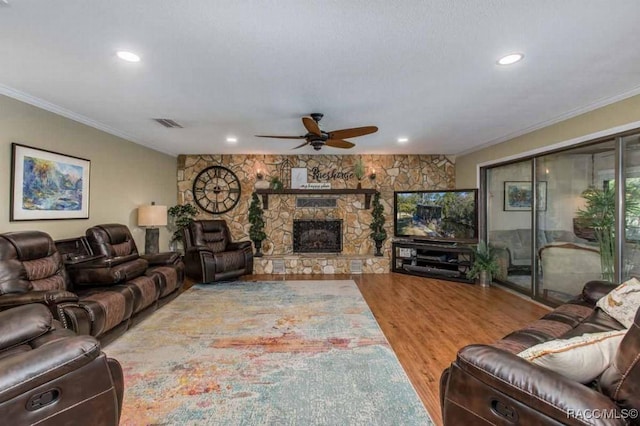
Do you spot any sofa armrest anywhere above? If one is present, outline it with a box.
[582,280,618,305]
[69,258,148,285]
[455,345,625,424]
[141,251,181,266]
[186,245,213,255]
[0,335,100,402]
[227,241,252,251]
[0,304,53,350]
[0,290,78,310]
[69,254,140,269]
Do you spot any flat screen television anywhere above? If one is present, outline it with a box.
[394,189,478,243]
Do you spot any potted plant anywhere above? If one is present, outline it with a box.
[167,203,198,252]
[269,176,284,191]
[369,192,387,256]
[248,192,267,257]
[575,185,640,282]
[467,240,500,287]
[354,157,365,189]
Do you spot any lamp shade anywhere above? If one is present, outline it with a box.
[138,205,167,227]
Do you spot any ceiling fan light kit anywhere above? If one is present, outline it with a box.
[256,113,378,151]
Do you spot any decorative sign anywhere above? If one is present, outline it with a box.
[310,167,354,181]
[299,182,332,189]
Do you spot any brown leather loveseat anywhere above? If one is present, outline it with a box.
[0,303,123,425]
[440,280,640,425]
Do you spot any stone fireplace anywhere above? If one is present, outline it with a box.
[293,219,342,253]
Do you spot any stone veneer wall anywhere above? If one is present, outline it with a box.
[177,155,455,273]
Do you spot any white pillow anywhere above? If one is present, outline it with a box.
[596,277,640,328]
[517,329,627,383]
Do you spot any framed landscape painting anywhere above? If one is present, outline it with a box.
[11,143,90,221]
[504,181,547,211]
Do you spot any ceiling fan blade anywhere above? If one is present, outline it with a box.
[292,141,310,149]
[302,116,322,136]
[325,139,355,149]
[255,135,306,139]
[328,126,378,140]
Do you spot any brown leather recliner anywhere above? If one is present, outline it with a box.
[0,303,123,425]
[183,220,253,282]
[84,224,184,308]
[440,281,640,426]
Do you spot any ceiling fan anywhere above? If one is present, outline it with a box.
[256,113,378,150]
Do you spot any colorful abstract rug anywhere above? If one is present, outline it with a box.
[105,280,433,425]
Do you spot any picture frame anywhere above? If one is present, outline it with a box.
[291,167,308,189]
[504,181,547,211]
[11,143,91,221]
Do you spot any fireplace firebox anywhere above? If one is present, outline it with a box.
[293,219,343,253]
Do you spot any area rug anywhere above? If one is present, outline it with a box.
[104,280,434,425]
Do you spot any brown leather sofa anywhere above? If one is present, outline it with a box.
[440,280,639,425]
[84,223,184,309]
[0,227,184,345]
[0,303,123,425]
[183,220,253,282]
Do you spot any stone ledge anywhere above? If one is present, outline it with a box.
[254,254,389,274]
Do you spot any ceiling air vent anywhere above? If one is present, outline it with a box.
[153,118,183,128]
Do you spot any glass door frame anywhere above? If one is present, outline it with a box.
[479,130,640,306]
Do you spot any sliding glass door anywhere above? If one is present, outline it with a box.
[485,160,533,295]
[623,133,640,280]
[535,140,615,303]
[482,136,629,305]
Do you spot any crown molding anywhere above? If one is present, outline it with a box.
[457,85,640,157]
[0,84,176,157]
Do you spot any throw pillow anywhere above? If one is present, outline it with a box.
[596,277,640,328]
[517,329,627,383]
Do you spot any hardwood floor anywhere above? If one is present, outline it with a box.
[238,273,551,425]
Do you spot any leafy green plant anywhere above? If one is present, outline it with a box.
[575,185,640,282]
[269,176,283,190]
[167,204,198,243]
[248,192,266,243]
[466,240,500,280]
[369,192,387,242]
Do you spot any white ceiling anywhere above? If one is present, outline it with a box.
[2,1,640,157]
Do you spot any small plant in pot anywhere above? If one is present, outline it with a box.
[467,240,500,287]
[269,176,284,191]
[248,192,267,257]
[167,203,198,253]
[369,192,387,256]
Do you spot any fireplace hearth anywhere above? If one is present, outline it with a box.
[293,219,343,253]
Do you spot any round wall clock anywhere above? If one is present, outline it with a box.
[192,166,241,214]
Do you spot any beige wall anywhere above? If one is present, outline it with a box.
[0,95,177,252]
[456,94,640,188]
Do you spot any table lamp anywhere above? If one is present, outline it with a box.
[138,202,167,254]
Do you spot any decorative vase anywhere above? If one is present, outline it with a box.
[478,270,492,287]
[254,240,264,257]
[357,180,362,189]
[374,240,384,257]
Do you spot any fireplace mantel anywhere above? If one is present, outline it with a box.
[255,188,377,209]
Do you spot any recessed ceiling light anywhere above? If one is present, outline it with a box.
[397,137,409,143]
[497,53,524,65]
[116,51,141,62]
[226,137,238,143]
